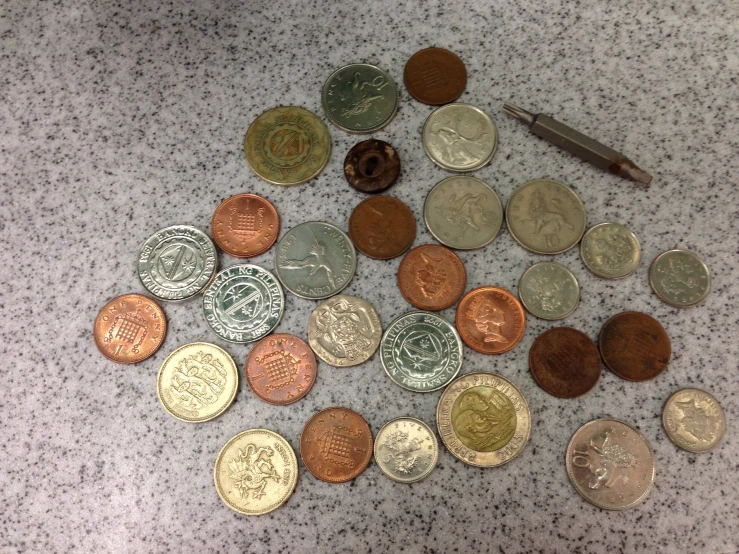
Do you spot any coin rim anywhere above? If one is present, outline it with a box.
[518,261,580,320]
[648,249,711,308]
[374,417,439,483]
[397,244,467,310]
[403,47,467,105]
[210,193,280,258]
[348,195,416,259]
[580,222,641,279]
[662,388,726,453]
[455,286,526,354]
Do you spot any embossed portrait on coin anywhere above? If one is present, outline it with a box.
[228,444,282,501]
[169,351,227,410]
[451,387,516,452]
[465,295,507,343]
[314,299,374,361]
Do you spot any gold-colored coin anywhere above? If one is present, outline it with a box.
[214,429,298,515]
[157,342,238,422]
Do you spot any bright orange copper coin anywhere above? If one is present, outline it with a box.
[211,193,279,258]
[397,244,466,310]
[455,286,526,354]
[93,294,167,364]
[245,333,317,405]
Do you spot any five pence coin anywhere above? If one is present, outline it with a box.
[663,388,726,453]
[374,417,439,483]
[649,249,711,308]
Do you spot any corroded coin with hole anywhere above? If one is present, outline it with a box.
[518,262,580,320]
[404,47,467,105]
[455,287,526,355]
[348,196,416,259]
[374,417,439,483]
[211,193,280,258]
[397,244,466,310]
[662,388,726,453]
[580,222,640,279]
[649,249,711,308]
[344,140,400,193]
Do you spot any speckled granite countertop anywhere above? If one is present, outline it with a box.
[1,1,737,553]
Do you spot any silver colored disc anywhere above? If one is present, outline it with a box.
[662,388,725,453]
[649,249,711,308]
[518,262,580,320]
[374,417,439,483]
[580,222,641,279]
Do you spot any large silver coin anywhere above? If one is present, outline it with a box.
[663,388,725,453]
[580,222,641,279]
[649,249,711,308]
[203,264,283,343]
[137,225,217,301]
[423,176,504,249]
[374,417,439,483]
[518,262,580,320]
[275,221,357,300]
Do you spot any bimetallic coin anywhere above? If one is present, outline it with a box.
[348,196,416,260]
[214,429,298,515]
[380,311,463,392]
[203,265,284,343]
[566,419,655,510]
[424,176,503,250]
[374,417,439,483]
[506,179,587,255]
[649,249,711,308]
[455,287,526,355]
[137,225,217,301]
[518,262,580,320]
[157,342,238,422]
[580,222,640,279]
[344,140,400,193]
[404,47,467,106]
[211,194,279,258]
[436,372,531,467]
[663,388,725,453]
[397,245,466,311]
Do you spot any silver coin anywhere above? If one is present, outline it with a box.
[663,388,725,453]
[374,417,439,483]
[518,262,580,320]
[202,264,283,343]
[275,221,357,300]
[380,311,462,392]
[423,176,504,249]
[422,103,498,172]
[649,249,711,308]
[580,222,641,279]
[308,294,382,367]
[566,419,655,511]
[137,225,217,301]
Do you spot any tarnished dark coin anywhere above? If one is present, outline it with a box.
[529,327,602,398]
[348,196,416,260]
[344,139,400,193]
[599,311,671,382]
[404,47,467,105]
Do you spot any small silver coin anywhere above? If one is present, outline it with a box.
[649,249,711,308]
[580,222,641,279]
[275,221,357,300]
[518,262,580,320]
[374,417,439,483]
[137,225,217,302]
[662,388,726,453]
[202,264,284,343]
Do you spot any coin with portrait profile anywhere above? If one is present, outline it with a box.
[455,286,526,355]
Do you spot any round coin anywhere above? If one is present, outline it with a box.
[211,193,279,258]
[455,287,526,355]
[344,139,400,193]
[300,407,373,483]
[566,419,655,510]
[348,196,416,259]
[649,249,711,308]
[380,311,463,392]
[518,262,580,320]
[244,106,331,186]
[598,311,671,381]
[580,222,640,279]
[93,294,167,364]
[157,342,238,422]
[436,372,531,467]
[506,179,587,255]
[397,245,466,310]
[404,47,467,105]
[308,294,382,367]
[662,388,726,453]
[374,417,439,483]
[214,429,298,515]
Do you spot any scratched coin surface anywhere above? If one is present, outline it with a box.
[397,244,466,311]
[137,225,217,302]
[424,176,503,249]
[348,196,416,260]
[344,139,401,193]
[518,261,580,320]
[211,194,279,258]
[566,419,655,510]
[300,407,373,483]
[308,294,382,367]
[506,179,587,255]
[436,372,531,468]
[663,388,725,453]
[214,429,298,515]
[580,222,641,279]
[404,47,467,105]
[649,249,711,308]
[157,342,238,422]
[374,417,439,483]
[455,287,526,355]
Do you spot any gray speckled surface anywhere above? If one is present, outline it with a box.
[1,1,738,553]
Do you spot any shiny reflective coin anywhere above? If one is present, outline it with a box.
[211,194,279,258]
[424,176,503,249]
[275,221,356,300]
[137,225,217,301]
[308,294,382,367]
[566,419,655,510]
[506,179,587,255]
[214,429,298,515]
[157,342,238,422]
[374,417,439,483]
[203,264,284,343]
[580,222,640,279]
[344,139,400,193]
[322,64,398,133]
[436,372,531,467]
[404,47,467,105]
[663,388,726,453]
[422,103,498,172]
[348,196,415,260]
[455,286,526,355]
[244,106,331,186]
[649,249,711,308]
[518,262,580,320]
[397,245,466,310]
[380,311,463,392]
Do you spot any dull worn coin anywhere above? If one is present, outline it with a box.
[663,388,725,453]
[348,196,416,260]
[397,245,466,311]
[404,47,467,105]
[649,249,711,308]
[344,139,400,193]
[518,262,580,320]
[374,417,439,483]
[580,222,640,279]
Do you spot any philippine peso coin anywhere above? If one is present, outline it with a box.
[455,287,526,355]
[374,417,439,483]
[436,372,531,467]
[404,47,467,105]
[518,262,580,320]
[580,222,640,279]
[649,249,711,308]
[663,388,725,453]
[211,193,280,258]
[348,196,416,260]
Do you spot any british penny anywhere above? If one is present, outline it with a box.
[662,388,726,453]
[397,244,466,310]
[348,196,415,260]
[344,139,401,193]
[404,47,467,105]
[93,293,167,364]
[455,287,526,355]
[245,333,317,405]
[300,407,373,483]
[211,193,279,258]
[529,327,601,398]
[598,311,671,381]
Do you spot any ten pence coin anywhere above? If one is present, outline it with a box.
[649,249,711,308]
[344,139,401,194]
[348,196,416,260]
[663,388,726,453]
[211,194,279,258]
[374,417,439,483]
[518,262,580,320]
[397,244,466,311]
[404,47,467,105]
[455,287,526,355]
[580,222,641,279]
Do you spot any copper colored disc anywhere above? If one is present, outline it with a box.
[397,244,466,310]
[455,287,526,355]
[348,196,416,260]
[344,139,400,193]
[403,47,467,105]
[300,407,373,483]
[529,327,602,398]
[211,193,279,258]
[599,311,671,382]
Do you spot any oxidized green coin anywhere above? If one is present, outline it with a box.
[451,385,517,452]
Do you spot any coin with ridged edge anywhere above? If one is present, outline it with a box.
[374,417,439,483]
[518,262,580,320]
[580,222,640,279]
[662,388,725,453]
[649,249,711,308]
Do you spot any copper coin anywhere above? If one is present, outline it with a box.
[397,244,466,310]
[245,333,317,405]
[344,139,400,193]
[403,47,467,105]
[300,407,373,483]
[529,327,602,398]
[93,294,167,364]
[599,311,671,381]
[211,193,279,258]
[455,287,526,355]
[348,196,416,260]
